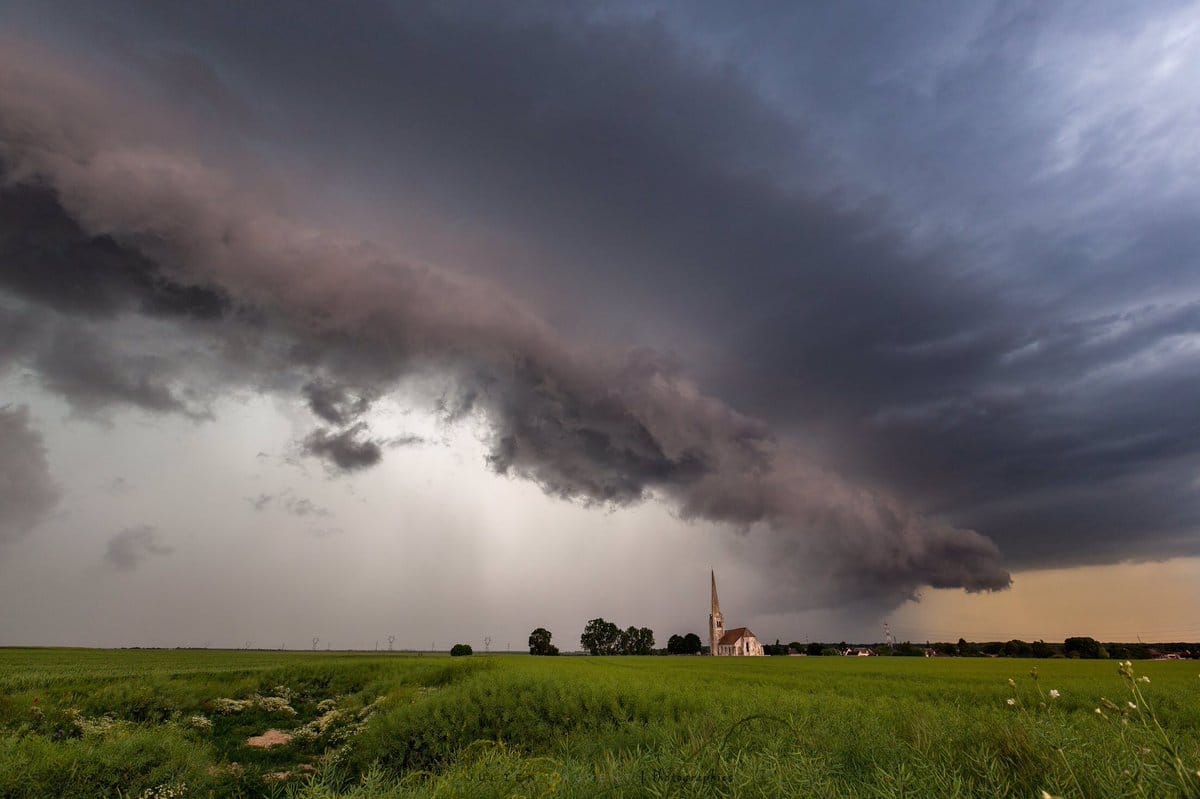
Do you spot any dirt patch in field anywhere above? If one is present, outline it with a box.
[246,729,293,748]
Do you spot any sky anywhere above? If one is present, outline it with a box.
[1,1,1198,649]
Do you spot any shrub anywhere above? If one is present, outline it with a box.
[449,644,473,657]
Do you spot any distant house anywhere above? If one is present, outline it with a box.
[844,647,875,657]
[708,572,764,657]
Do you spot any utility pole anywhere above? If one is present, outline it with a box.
[388,635,395,652]
[312,636,320,651]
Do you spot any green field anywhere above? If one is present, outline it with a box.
[1,649,1198,798]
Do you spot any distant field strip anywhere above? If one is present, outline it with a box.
[0,649,1197,797]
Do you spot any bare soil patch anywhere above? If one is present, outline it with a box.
[246,729,293,748]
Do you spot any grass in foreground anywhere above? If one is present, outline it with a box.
[1,648,1198,797]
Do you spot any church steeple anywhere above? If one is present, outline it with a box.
[709,570,724,656]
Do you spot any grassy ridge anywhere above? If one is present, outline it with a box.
[1,649,1197,797]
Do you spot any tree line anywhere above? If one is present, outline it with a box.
[527,619,663,656]
[523,628,1196,658]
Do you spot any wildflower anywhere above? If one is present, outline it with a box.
[1030,666,1039,681]
[1127,701,1137,710]
[32,698,38,705]
[1008,678,1016,687]
[1048,689,1060,699]
[1006,698,1016,706]
[1137,676,1150,684]
[1118,660,1134,678]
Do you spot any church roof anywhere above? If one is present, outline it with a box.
[719,627,756,645]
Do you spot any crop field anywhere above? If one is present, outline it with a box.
[1,649,1198,798]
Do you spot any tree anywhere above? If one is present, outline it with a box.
[667,633,703,655]
[1004,639,1032,658]
[449,643,473,657]
[1031,640,1055,658]
[528,627,559,656]
[580,618,621,655]
[764,639,790,656]
[1064,637,1108,659]
[618,626,655,655]
[805,642,823,657]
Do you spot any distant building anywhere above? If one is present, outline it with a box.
[709,571,764,657]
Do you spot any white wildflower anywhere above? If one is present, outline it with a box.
[209,695,295,716]
[1127,701,1138,710]
[255,695,297,716]
[1008,678,1016,687]
[187,715,212,731]
[1006,698,1016,706]
[1048,689,1060,699]
[1137,676,1150,684]
[210,698,250,714]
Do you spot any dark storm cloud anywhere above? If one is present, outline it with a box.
[34,325,196,417]
[0,405,59,545]
[104,525,172,570]
[302,425,384,473]
[2,2,1196,605]
[302,380,372,426]
[0,177,231,418]
[0,35,1008,606]
[0,181,229,322]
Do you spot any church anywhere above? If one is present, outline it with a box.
[709,571,764,656]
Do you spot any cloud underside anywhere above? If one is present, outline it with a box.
[2,5,1197,608]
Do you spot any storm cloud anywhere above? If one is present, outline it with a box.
[0,405,59,545]
[104,525,173,571]
[0,2,1197,613]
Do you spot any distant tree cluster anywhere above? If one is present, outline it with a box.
[666,633,703,655]
[449,643,473,657]
[580,618,655,655]
[528,627,559,656]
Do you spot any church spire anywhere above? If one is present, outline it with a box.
[709,570,724,656]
